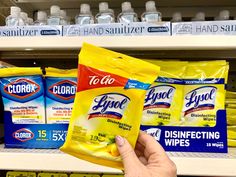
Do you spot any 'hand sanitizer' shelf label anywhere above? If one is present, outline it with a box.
[172,20,236,35]
[0,25,62,37]
[63,22,170,36]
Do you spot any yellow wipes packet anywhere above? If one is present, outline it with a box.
[142,60,187,126]
[226,99,236,104]
[227,126,236,139]
[182,61,229,127]
[228,139,236,147]
[226,108,236,125]
[60,43,160,169]
[45,67,77,77]
[227,116,236,125]
[226,104,236,108]
[226,91,236,98]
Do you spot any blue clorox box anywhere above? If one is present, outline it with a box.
[4,111,68,148]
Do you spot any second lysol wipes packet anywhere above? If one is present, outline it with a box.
[142,60,187,126]
[182,61,229,127]
[45,67,77,124]
[60,43,160,169]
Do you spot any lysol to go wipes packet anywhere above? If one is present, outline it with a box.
[60,43,160,169]
[0,67,46,124]
[45,67,77,124]
[182,61,229,127]
[142,60,187,126]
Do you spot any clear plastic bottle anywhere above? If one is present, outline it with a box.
[27,18,33,25]
[215,10,230,21]
[60,10,68,25]
[192,12,205,21]
[95,2,115,24]
[141,1,161,22]
[75,4,94,25]
[47,5,61,25]
[117,2,138,23]
[5,6,24,26]
[66,16,71,25]
[19,12,28,25]
[34,11,47,25]
[171,12,182,22]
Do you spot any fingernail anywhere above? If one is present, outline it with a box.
[115,135,124,146]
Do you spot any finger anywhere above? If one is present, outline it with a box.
[138,156,148,165]
[138,131,168,159]
[135,141,145,152]
[134,149,143,157]
[115,135,141,171]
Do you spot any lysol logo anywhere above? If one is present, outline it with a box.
[88,93,130,119]
[4,78,39,99]
[12,128,34,142]
[89,75,115,86]
[49,80,76,100]
[144,85,175,110]
[145,128,161,141]
[183,86,217,115]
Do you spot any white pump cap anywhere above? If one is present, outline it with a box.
[172,12,182,22]
[27,18,33,25]
[10,6,21,17]
[80,4,91,14]
[60,10,67,18]
[195,12,205,21]
[145,1,157,12]
[37,11,47,21]
[109,9,114,14]
[50,5,60,16]
[219,10,230,20]
[20,12,28,21]
[121,2,133,12]
[99,2,109,12]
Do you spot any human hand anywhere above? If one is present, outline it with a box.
[115,131,177,177]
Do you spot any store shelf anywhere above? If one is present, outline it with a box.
[0,144,236,176]
[2,36,236,51]
[0,144,121,174]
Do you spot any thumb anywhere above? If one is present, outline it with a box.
[115,135,141,171]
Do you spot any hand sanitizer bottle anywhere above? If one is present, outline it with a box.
[27,18,34,25]
[47,5,61,25]
[171,12,182,22]
[192,12,205,21]
[34,11,47,25]
[117,2,138,23]
[75,4,94,25]
[5,6,24,26]
[60,10,68,25]
[95,2,115,24]
[141,1,161,22]
[66,16,71,25]
[215,10,230,21]
[19,12,28,25]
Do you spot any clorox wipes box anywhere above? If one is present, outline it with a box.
[1,67,69,149]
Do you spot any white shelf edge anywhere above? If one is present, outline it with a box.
[0,145,236,176]
[1,36,236,51]
[172,156,236,176]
